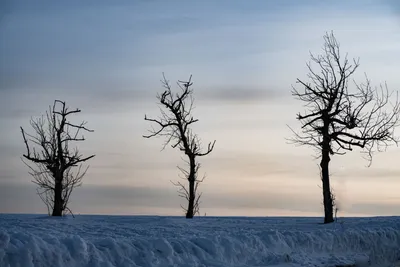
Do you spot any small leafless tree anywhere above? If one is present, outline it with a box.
[144,74,216,218]
[289,32,400,224]
[21,100,95,216]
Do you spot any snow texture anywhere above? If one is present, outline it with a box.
[0,214,399,267]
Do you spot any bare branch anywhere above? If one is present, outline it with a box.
[288,31,400,224]
[144,74,215,218]
[20,100,95,216]
[290,31,399,161]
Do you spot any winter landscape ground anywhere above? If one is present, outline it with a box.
[0,214,400,267]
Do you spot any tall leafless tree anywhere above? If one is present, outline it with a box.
[21,100,95,216]
[289,32,400,224]
[144,74,216,218]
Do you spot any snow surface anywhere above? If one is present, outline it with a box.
[0,214,400,267]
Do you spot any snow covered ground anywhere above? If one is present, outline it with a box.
[0,214,399,267]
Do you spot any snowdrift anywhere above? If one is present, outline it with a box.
[0,215,399,267]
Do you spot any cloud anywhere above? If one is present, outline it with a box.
[199,86,284,103]
[332,166,400,180]
[0,182,178,214]
[0,88,151,122]
[0,182,320,215]
[202,151,316,178]
[348,202,400,216]
[0,174,17,181]
[3,181,399,216]
[202,189,321,213]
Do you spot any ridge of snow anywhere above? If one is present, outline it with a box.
[0,215,399,267]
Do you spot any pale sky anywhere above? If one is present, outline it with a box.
[1,0,400,217]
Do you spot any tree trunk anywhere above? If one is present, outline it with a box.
[186,179,195,219]
[186,157,196,219]
[320,138,334,224]
[52,179,63,216]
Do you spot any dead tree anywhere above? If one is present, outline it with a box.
[144,74,215,219]
[21,100,95,216]
[289,32,400,224]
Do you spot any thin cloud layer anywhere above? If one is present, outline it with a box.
[199,87,284,103]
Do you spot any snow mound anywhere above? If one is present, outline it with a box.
[0,215,400,267]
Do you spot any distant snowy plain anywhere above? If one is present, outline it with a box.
[0,214,400,267]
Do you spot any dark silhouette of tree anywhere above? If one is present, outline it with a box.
[144,74,216,218]
[21,100,95,216]
[289,32,400,224]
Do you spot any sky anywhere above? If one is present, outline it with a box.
[1,0,400,217]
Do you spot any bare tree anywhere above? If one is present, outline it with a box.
[289,32,400,224]
[21,100,95,216]
[144,74,216,218]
